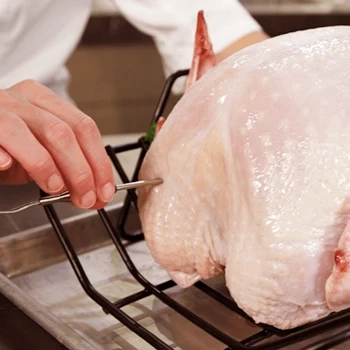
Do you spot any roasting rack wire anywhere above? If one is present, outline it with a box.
[40,70,350,350]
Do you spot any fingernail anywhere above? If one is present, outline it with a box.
[0,153,12,168]
[47,174,64,192]
[101,182,115,202]
[80,190,96,208]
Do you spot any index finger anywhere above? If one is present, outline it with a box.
[8,80,115,204]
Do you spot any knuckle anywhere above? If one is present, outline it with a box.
[17,79,40,90]
[28,155,52,173]
[73,169,93,188]
[0,112,23,135]
[0,89,12,102]
[0,90,22,110]
[45,122,74,149]
[11,79,45,103]
[94,166,112,186]
[98,158,113,176]
[75,116,99,136]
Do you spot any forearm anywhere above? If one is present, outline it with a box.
[114,0,263,72]
[216,31,269,62]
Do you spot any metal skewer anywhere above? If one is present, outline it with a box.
[0,178,163,215]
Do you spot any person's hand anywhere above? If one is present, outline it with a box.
[0,79,115,209]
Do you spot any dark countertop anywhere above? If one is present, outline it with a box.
[0,293,68,350]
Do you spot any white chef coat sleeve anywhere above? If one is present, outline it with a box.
[112,0,261,80]
[0,0,91,99]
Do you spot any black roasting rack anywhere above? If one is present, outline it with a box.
[41,70,350,350]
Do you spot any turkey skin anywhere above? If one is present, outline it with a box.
[138,25,350,329]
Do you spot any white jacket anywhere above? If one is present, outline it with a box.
[0,0,261,98]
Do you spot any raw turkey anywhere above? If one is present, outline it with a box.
[138,12,350,329]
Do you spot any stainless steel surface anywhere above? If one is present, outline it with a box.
[0,178,163,215]
[1,133,350,349]
[0,200,42,215]
[116,178,163,191]
[0,273,98,350]
[0,292,69,350]
[39,191,71,205]
[0,216,349,349]
[0,195,256,349]
[0,238,256,350]
[0,201,141,278]
[0,211,349,350]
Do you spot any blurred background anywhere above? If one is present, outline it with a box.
[2,3,350,350]
[67,0,350,135]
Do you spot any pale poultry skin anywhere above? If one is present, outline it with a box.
[138,25,350,329]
